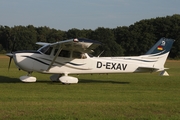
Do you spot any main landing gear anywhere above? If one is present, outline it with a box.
[50,74,78,84]
[19,72,78,84]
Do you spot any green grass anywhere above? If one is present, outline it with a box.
[0,55,180,120]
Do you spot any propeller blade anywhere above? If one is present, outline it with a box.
[8,57,13,70]
[7,37,16,70]
[6,53,14,70]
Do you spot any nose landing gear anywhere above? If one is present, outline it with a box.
[19,72,37,82]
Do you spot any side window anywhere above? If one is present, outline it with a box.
[59,50,70,58]
[81,53,87,59]
[73,51,81,58]
[54,49,58,56]
[54,49,70,58]
[72,51,87,59]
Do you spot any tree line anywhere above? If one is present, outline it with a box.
[0,14,180,58]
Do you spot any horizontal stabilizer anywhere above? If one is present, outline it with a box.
[137,67,159,72]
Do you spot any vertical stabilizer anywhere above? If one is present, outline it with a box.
[145,37,174,55]
[142,38,175,72]
[140,38,175,72]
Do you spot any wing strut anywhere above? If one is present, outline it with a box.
[46,45,62,71]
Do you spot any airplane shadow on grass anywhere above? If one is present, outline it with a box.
[79,79,130,84]
[0,76,130,84]
[0,76,20,83]
[37,79,130,85]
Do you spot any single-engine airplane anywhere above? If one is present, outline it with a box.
[6,37,174,84]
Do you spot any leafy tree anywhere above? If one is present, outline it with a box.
[9,25,37,51]
[0,26,11,52]
[90,27,124,56]
[66,28,92,39]
[0,14,180,58]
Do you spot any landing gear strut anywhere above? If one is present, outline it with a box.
[50,74,62,82]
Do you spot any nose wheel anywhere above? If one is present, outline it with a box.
[19,72,37,82]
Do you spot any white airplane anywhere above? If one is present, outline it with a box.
[6,37,174,84]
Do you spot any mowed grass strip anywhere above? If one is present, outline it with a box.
[0,55,180,120]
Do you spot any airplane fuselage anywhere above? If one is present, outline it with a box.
[13,51,162,75]
[7,38,174,83]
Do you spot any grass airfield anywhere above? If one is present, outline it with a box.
[0,55,180,120]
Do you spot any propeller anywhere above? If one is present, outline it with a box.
[6,53,13,70]
[6,38,16,70]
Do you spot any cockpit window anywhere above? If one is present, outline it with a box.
[38,45,53,55]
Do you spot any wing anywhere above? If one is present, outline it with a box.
[36,42,50,46]
[45,38,101,71]
[50,38,101,53]
[137,66,169,72]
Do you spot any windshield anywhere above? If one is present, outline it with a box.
[38,45,53,55]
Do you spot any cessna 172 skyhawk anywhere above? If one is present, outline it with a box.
[6,37,174,84]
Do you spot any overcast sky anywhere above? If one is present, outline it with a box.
[0,0,179,31]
